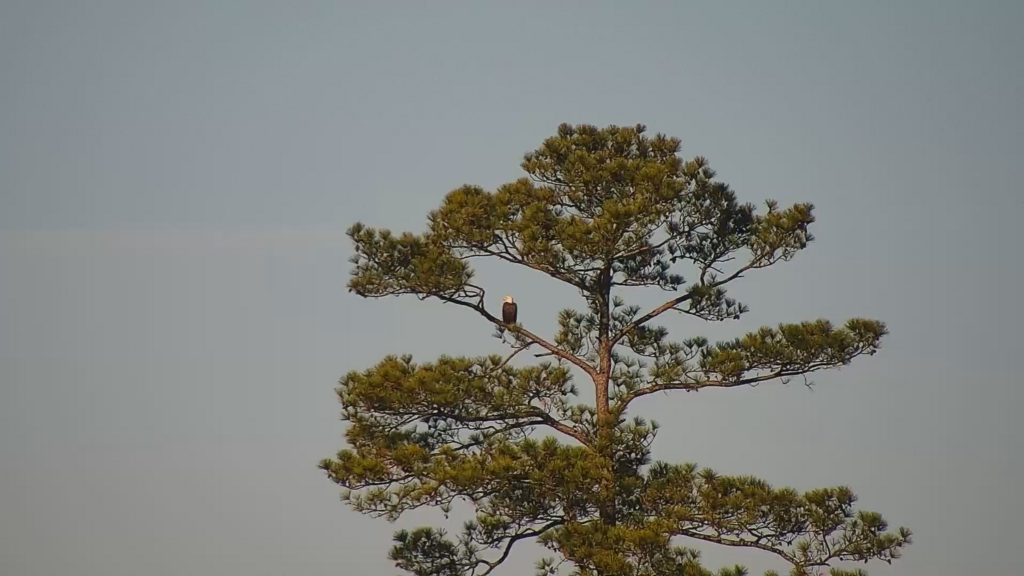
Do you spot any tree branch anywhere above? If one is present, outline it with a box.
[433,292,599,379]
[618,355,870,409]
[677,530,801,566]
[477,520,564,576]
[490,342,535,373]
[611,265,752,346]
[381,405,588,447]
[449,242,591,292]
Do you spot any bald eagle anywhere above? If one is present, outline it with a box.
[501,295,518,326]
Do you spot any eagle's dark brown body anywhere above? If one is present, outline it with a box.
[502,300,517,325]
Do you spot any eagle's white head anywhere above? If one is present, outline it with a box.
[503,295,514,304]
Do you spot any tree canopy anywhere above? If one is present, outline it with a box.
[320,123,911,576]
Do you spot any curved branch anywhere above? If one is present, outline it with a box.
[677,530,801,566]
[535,413,588,445]
[434,292,599,379]
[618,353,875,410]
[619,368,792,406]
[451,242,592,292]
[490,342,536,373]
[611,265,752,347]
[477,520,564,576]
[378,405,588,447]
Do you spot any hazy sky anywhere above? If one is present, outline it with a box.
[2,2,1022,575]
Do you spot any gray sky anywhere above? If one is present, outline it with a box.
[1,1,1021,575]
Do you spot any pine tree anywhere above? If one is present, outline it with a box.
[320,124,911,576]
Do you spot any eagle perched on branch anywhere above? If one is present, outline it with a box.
[501,295,518,325]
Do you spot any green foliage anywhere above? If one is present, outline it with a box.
[321,124,911,575]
